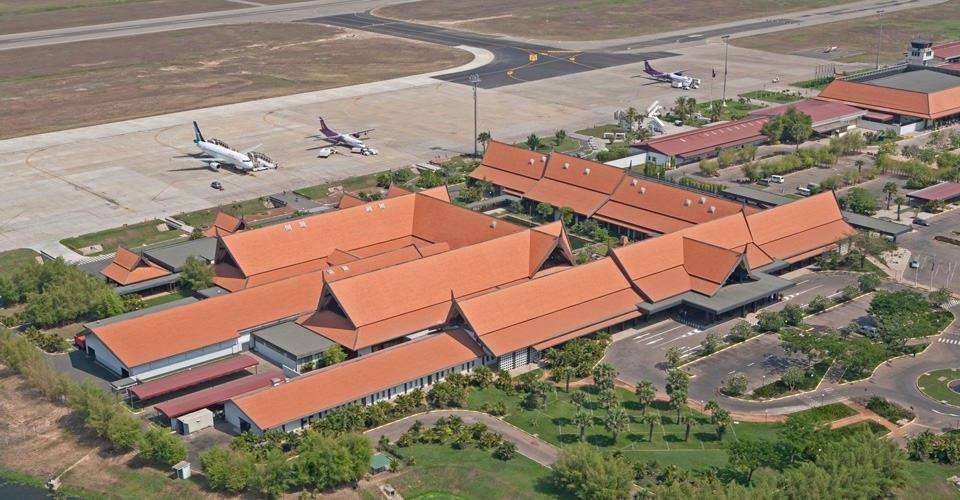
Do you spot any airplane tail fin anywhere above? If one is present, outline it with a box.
[318,116,335,136]
[192,121,204,143]
[644,60,652,71]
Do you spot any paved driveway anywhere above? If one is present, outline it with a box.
[685,334,806,400]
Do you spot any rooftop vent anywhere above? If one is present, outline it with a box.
[298,220,307,228]
[490,220,498,228]
[708,206,716,213]
[583,168,591,175]
[639,186,646,194]
[378,203,386,209]
[340,265,349,271]
[683,198,692,206]
[365,206,373,213]
[630,178,638,187]
[283,224,292,231]
[325,269,335,275]
[541,156,547,162]
[563,162,570,169]
[699,196,706,204]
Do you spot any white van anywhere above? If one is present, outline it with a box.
[796,187,812,196]
[769,175,785,184]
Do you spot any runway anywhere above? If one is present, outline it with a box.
[309,13,675,89]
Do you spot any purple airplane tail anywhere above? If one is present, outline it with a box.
[643,60,661,77]
[318,117,337,137]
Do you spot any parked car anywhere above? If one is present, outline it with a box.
[858,324,880,337]
[757,178,771,186]
[210,181,223,191]
[913,217,929,226]
[796,187,812,196]
[910,258,920,268]
[769,174,786,184]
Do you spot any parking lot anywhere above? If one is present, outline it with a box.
[685,333,807,399]
[896,207,960,291]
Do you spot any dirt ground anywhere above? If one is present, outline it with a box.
[374,0,857,41]
[0,0,242,35]
[0,22,472,138]
[0,367,213,498]
[734,0,960,63]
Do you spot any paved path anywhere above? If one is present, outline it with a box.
[364,410,559,467]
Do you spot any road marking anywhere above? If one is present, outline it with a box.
[657,329,700,346]
[932,408,960,417]
[746,362,755,367]
[938,338,960,345]
[634,324,683,342]
[783,284,823,300]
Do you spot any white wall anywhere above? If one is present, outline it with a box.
[251,337,297,372]
[129,338,243,381]
[85,333,126,377]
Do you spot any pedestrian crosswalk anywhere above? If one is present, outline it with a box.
[938,338,960,345]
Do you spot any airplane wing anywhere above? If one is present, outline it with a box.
[350,129,374,138]
[239,144,263,155]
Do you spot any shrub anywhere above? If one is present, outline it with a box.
[493,441,517,460]
[729,321,753,342]
[140,425,188,466]
[858,273,881,293]
[721,373,748,396]
[780,304,804,327]
[807,295,830,314]
[757,310,783,332]
[864,396,914,423]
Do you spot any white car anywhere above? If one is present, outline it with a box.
[317,147,333,158]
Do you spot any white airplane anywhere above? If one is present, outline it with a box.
[192,122,277,172]
[823,46,839,53]
[317,117,376,154]
[637,60,701,90]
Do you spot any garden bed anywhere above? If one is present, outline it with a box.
[746,360,830,400]
[918,369,960,407]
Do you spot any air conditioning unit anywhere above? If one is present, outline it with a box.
[528,158,535,165]
[563,162,570,169]
[630,178,638,187]
[365,206,373,213]
[490,220,498,228]
[378,203,386,209]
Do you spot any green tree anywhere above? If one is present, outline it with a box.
[180,256,213,291]
[928,288,952,307]
[666,369,689,394]
[882,181,898,210]
[729,320,753,342]
[757,310,783,332]
[201,446,255,492]
[551,444,633,500]
[665,346,683,368]
[840,187,878,215]
[639,413,658,442]
[477,131,492,152]
[780,303,804,327]
[535,201,555,220]
[894,195,906,220]
[494,441,517,460]
[554,129,567,149]
[376,171,392,188]
[713,408,732,440]
[558,206,575,226]
[140,425,187,466]
[604,406,629,442]
[189,227,204,240]
[721,372,747,397]
[428,379,468,408]
[700,331,721,355]
[728,438,776,483]
[104,411,142,451]
[807,294,830,314]
[525,133,542,151]
[591,363,617,391]
[668,388,687,424]
[780,366,806,391]
[255,447,291,498]
[573,408,593,442]
[555,364,575,392]
[322,345,347,367]
[635,380,655,414]
[471,365,494,388]
[858,273,881,293]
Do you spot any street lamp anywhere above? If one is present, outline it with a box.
[468,73,481,157]
[721,35,731,107]
[876,9,885,70]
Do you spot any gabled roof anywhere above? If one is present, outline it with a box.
[523,178,611,215]
[745,192,845,246]
[817,71,960,119]
[750,98,866,127]
[216,192,524,289]
[477,141,548,180]
[100,247,172,286]
[203,212,244,238]
[543,152,625,195]
[934,40,960,60]
[457,258,641,356]
[230,329,484,430]
[638,117,769,157]
[306,225,572,351]
[91,271,325,368]
[603,176,748,226]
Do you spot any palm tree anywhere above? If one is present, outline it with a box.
[882,181,898,210]
[855,159,865,176]
[714,408,732,440]
[635,380,655,414]
[708,100,724,122]
[553,129,567,150]
[573,408,592,442]
[555,365,574,392]
[668,388,687,424]
[477,131,492,152]
[625,106,639,130]
[525,133,542,151]
[705,400,721,419]
[604,406,629,442]
[639,413,658,442]
[895,195,906,220]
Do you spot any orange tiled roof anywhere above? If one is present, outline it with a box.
[469,165,539,194]
[203,212,244,238]
[543,152,625,195]
[457,258,641,356]
[100,247,172,286]
[818,77,960,119]
[230,329,484,430]
[524,178,611,216]
[475,141,548,180]
[91,271,325,368]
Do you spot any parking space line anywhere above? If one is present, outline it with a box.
[634,324,683,342]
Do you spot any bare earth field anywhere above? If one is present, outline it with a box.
[375,0,857,41]
[0,0,242,35]
[0,368,211,498]
[734,0,960,63]
[0,22,471,138]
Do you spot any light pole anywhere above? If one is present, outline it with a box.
[468,73,481,157]
[721,35,730,107]
[876,9,885,70]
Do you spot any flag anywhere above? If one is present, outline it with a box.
[712,68,717,78]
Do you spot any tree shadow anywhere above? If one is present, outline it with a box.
[694,431,721,443]
[623,400,643,412]
[553,416,571,426]
[663,434,685,443]
[626,432,649,443]
[557,433,580,444]
[586,434,616,447]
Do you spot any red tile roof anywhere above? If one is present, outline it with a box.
[934,40,960,60]
[100,247,172,286]
[476,141,548,180]
[543,152,625,195]
[906,181,960,202]
[203,212,243,238]
[91,271,325,368]
[751,98,866,126]
[523,178,611,215]
[155,371,278,420]
[230,329,484,430]
[131,354,258,400]
[638,117,769,158]
[818,77,960,119]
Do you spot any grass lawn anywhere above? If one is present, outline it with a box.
[695,99,765,122]
[60,220,186,256]
[897,460,960,499]
[0,248,39,276]
[791,402,857,424]
[747,360,831,400]
[384,444,559,499]
[918,369,960,407]
[295,170,387,200]
[173,197,268,228]
[141,289,189,308]
[740,90,803,104]
[576,124,627,138]
[467,386,783,458]
[515,136,581,154]
[790,77,834,90]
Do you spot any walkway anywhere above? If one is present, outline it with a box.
[364,410,559,467]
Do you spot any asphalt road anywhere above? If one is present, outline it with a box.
[309,13,672,89]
